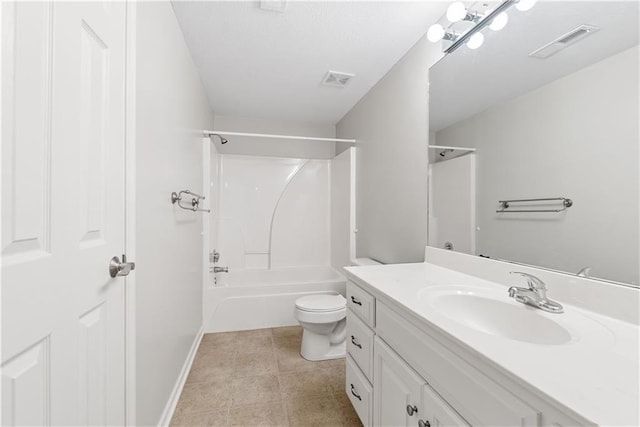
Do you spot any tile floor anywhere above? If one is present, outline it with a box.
[170,326,362,427]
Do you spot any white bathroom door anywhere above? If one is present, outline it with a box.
[1,2,127,426]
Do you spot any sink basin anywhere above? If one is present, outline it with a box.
[422,289,574,345]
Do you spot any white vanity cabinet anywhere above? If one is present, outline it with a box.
[374,337,469,427]
[345,281,376,426]
[373,337,423,426]
[345,277,590,427]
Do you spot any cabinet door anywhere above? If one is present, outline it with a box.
[420,383,469,427]
[374,337,424,427]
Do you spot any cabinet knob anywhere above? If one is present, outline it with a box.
[406,404,418,416]
[418,420,431,427]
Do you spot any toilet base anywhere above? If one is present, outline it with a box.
[300,328,346,361]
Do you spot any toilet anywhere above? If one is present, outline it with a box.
[294,294,347,361]
[294,259,382,361]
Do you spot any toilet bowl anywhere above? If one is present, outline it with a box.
[294,294,347,361]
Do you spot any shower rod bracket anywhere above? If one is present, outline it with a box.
[171,190,210,213]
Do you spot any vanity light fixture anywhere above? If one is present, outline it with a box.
[466,32,485,49]
[428,0,536,53]
[515,0,537,12]
[446,2,469,22]
[489,12,509,31]
[427,24,459,43]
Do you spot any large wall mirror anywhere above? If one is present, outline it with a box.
[428,1,639,286]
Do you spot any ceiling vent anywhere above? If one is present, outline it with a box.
[260,0,287,13]
[529,25,600,59]
[321,71,355,88]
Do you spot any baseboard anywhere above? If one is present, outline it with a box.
[157,325,204,427]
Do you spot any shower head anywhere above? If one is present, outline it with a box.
[211,134,228,144]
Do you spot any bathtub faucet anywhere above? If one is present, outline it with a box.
[211,266,228,273]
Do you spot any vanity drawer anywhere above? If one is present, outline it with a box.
[347,281,375,327]
[376,302,539,427]
[347,308,375,381]
[346,354,372,427]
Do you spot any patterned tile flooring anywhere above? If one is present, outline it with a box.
[170,326,362,427]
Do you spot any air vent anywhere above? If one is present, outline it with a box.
[260,0,287,13]
[321,71,355,88]
[529,25,600,59]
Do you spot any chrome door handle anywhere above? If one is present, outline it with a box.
[109,254,135,278]
[418,420,431,427]
[406,404,418,416]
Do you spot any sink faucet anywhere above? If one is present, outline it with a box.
[508,272,563,314]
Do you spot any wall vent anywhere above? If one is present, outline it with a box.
[321,71,355,88]
[260,0,287,13]
[529,25,600,59]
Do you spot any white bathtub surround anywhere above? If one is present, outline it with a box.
[205,149,355,333]
[331,148,357,272]
[204,266,346,332]
[344,249,639,426]
[217,155,331,270]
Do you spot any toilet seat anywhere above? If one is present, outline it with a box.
[295,294,346,313]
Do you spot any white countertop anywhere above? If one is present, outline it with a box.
[344,262,640,426]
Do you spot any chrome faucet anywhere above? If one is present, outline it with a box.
[507,272,563,313]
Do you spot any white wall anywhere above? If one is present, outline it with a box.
[213,115,336,159]
[135,3,214,425]
[336,35,444,264]
[436,46,639,285]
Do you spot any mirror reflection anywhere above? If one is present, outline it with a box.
[428,1,639,285]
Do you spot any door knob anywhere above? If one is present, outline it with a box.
[109,254,136,278]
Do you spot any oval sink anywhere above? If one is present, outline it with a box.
[427,292,574,345]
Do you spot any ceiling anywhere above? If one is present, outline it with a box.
[171,1,448,125]
[429,1,640,132]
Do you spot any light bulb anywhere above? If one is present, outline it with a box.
[446,2,467,22]
[516,0,537,11]
[489,12,508,31]
[427,24,445,42]
[466,32,484,49]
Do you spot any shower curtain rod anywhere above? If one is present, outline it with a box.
[203,130,356,143]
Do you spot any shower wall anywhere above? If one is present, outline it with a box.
[216,155,331,271]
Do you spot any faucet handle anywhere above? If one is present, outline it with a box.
[510,271,546,291]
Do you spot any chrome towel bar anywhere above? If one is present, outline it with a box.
[171,190,210,213]
[497,197,573,213]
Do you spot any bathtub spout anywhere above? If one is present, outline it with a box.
[329,318,347,345]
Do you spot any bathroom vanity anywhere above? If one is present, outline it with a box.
[343,249,639,427]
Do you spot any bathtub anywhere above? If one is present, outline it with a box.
[203,266,346,333]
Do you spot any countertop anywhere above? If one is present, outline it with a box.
[344,262,640,426]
